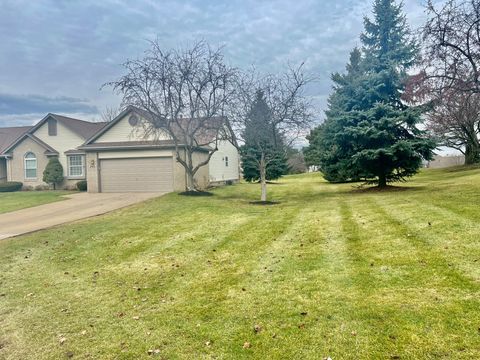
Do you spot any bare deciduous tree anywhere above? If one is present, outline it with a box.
[404,72,480,164]
[101,105,123,122]
[232,65,313,202]
[422,0,480,94]
[429,91,480,164]
[106,40,237,191]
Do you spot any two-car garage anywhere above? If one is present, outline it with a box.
[99,157,174,193]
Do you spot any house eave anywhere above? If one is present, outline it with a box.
[78,144,211,153]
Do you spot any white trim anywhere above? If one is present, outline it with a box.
[24,152,37,179]
[67,154,85,178]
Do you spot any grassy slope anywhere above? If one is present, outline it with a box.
[0,191,70,214]
[0,168,479,359]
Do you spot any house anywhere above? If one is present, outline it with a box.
[0,114,105,189]
[0,107,240,192]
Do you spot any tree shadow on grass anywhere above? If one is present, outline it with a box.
[249,200,280,205]
[178,191,214,197]
[348,185,426,194]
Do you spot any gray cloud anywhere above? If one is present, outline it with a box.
[0,93,99,127]
[0,0,432,127]
[0,94,98,116]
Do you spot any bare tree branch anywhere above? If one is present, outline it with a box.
[105,40,238,191]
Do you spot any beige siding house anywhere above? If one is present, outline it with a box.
[0,114,105,189]
[0,107,240,193]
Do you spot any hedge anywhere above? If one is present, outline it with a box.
[0,181,23,192]
[76,180,87,191]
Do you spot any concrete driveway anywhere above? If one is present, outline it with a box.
[0,192,162,240]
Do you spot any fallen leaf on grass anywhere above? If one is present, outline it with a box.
[243,342,251,349]
[254,324,262,333]
[147,349,161,355]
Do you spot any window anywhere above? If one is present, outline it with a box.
[48,118,57,136]
[24,152,37,179]
[68,155,85,177]
[225,156,229,167]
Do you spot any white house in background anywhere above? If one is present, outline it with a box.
[0,106,240,192]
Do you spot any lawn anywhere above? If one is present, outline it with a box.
[0,191,70,214]
[0,167,479,359]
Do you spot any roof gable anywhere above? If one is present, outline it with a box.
[84,106,231,146]
[30,113,106,140]
[49,114,107,139]
[1,114,107,155]
[0,126,32,155]
[83,106,140,144]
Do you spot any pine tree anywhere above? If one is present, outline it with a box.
[241,147,288,182]
[305,48,366,182]
[43,157,64,190]
[240,90,288,200]
[306,0,435,187]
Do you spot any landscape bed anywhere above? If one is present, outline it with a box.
[0,167,479,359]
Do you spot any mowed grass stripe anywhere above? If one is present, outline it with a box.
[1,168,480,359]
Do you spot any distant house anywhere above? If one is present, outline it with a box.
[0,107,240,192]
[426,154,465,169]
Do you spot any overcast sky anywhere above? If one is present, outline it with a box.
[0,0,431,128]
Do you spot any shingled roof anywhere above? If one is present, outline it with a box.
[46,114,107,139]
[84,105,228,146]
[0,114,107,155]
[0,126,32,154]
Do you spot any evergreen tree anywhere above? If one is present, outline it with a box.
[240,90,288,196]
[305,48,366,182]
[306,0,435,187]
[43,157,64,190]
[241,147,288,182]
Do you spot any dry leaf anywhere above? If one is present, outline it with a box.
[243,342,251,349]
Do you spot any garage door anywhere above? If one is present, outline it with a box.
[100,157,174,193]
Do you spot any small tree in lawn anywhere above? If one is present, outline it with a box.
[43,157,63,190]
[240,90,289,187]
[233,66,313,202]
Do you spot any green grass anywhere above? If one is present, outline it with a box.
[0,167,479,359]
[0,191,71,214]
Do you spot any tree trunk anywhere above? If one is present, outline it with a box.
[378,173,387,188]
[185,148,196,191]
[186,169,195,191]
[259,153,267,202]
[465,141,480,165]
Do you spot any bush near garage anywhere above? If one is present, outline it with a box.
[76,180,87,191]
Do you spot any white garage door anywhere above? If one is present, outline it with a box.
[100,157,174,193]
